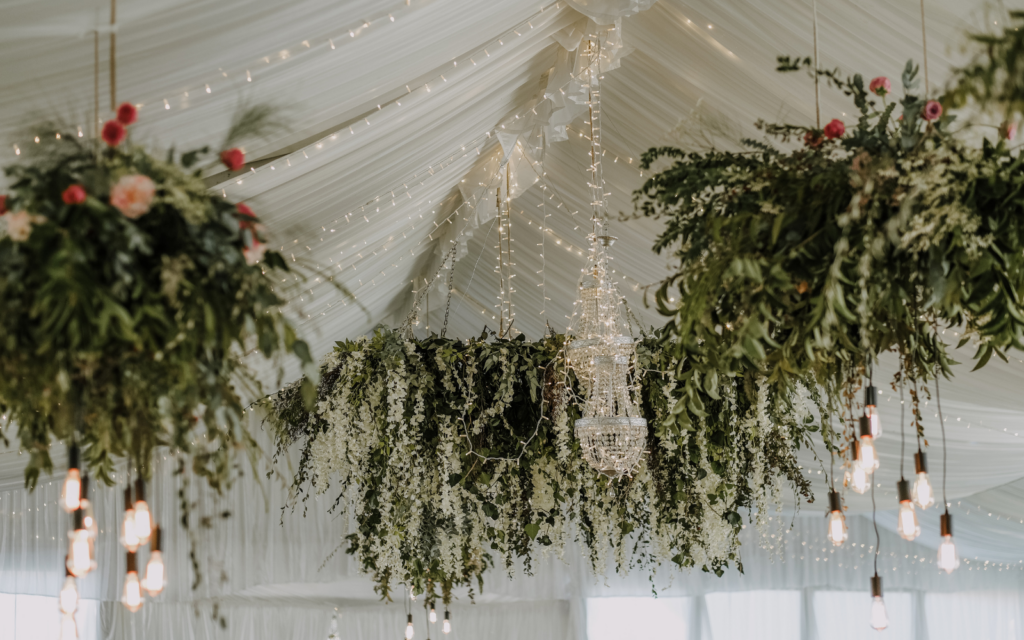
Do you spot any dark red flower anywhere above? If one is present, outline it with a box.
[237,202,255,217]
[116,102,138,125]
[101,120,126,147]
[923,100,943,121]
[803,130,823,149]
[220,148,245,172]
[823,118,845,139]
[62,184,87,205]
[0,195,7,215]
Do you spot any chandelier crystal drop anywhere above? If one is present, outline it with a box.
[566,35,646,479]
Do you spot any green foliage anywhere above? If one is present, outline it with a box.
[267,327,814,604]
[0,122,318,491]
[948,12,1024,118]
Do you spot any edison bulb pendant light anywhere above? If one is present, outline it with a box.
[134,478,152,547]
[429,607,437,624]
[937,512,960,574]
[405,614,415,640]
[121,488,139,552]
[443,611,451,635]
[896,479,920,541]
[870,575,889,630]
[856,416,879,473]
[864,385,881,438]
[122,552,143,612]
[61,445,81,513]
[846,443,869,494]
[67,510,92,577]
[912,450,935,509]
[59,568,79,615]
[143,527,165,596]
[826,490,847,546]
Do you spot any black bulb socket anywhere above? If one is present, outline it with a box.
[871,574,883,598]
[858,416,872,438]
[828,490,842,513]
[135,478,145,503]
[124,487,133,510]
[897,479,912,502]
[73,507,85,532]
[126,551,137,574]
[444,611,450,621]
[407,614,413,624]
[914,451,928,474]
[68,444,80,470]
[940,512,953,537]
[151,526,161,552]
[864,385,878,407]
[81,475,89,502]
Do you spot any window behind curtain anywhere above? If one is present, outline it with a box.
[587,596,691,640]
[0,593,98,640]
[926,591,1021,640]
[705,590,801,640]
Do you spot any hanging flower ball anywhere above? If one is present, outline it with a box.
[101,120,127,147]
[923,100,943,121]
[869,77,891,97]
[110,175,156,219]
[220,148,245,172]
[803,130,824,149]
[823,119,845,139]
[62,185,87,205]
[116,103,138,126]
[999,120,1017,141]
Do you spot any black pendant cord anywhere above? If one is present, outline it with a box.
[871,476,880,575]
[899,379,906,481]
[912,376,922,450]
[935,372,948,511]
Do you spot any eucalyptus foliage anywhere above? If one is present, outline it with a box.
[268,327,814,604]
[634,31,1024,434]
[0,110,318,490]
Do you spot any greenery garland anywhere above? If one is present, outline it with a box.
[634,16,1024,436]
[0,104,319,491]
[268,327,816,604]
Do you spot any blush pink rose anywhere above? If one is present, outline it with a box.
[6,210,44,242]
[869,77,891,96]
[110,174,156,219]
[923,100,943,121]
[1000,120,1017,141]
[823,118,845,139]
[244,238,267,266]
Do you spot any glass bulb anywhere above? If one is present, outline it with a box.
[122,571,143,612]
[848,466,869,494]
[443,619,451,635]
[938,535,960,574]
[870,596,889,630]
[897,500,920,541]
[405,621,414,640]
[144,550,165,596]
[134,501,152,546]
[80,499,98,539]
[67,530,92,577]
[59,613,79,640]
[59,575,79,615]
[429,608,437,623]
[865,405,881,438]
[857,435,879,473]
[121,508,139,552]
[913,472,935,509]
[61,469,81,513]
[827,510,847,546]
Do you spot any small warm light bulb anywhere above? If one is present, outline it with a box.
[938,512,960,574]
[870,575,888,630]
[134,479,152,546]
[856,417,879,473]
[61,445,81,513]
[913,451,935,509]
[59,613,79,640]
[826,490,847,546]
[405,614,415,640]
[121,488,139,552]
[144,527,165,596]
[896,480,920,541]
[67,511,92,577]
[429,608,437,623]
[60,572,78,615]
[443,610,451,635]
[864,385,881,438]
[122,553,143,612]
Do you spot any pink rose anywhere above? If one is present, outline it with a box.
[244,238,267,266]
[1000,121,1017,141]
[62,184,87,205]
[869,77,891,97]
[116,102,138,126]
[923,100,943,121]
[101,120,126,147]
[823,119,845,140]
[110,175,156,219]
[6,210,44,242]
[220,148,245,172]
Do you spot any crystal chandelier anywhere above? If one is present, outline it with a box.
[566,36,646,478]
